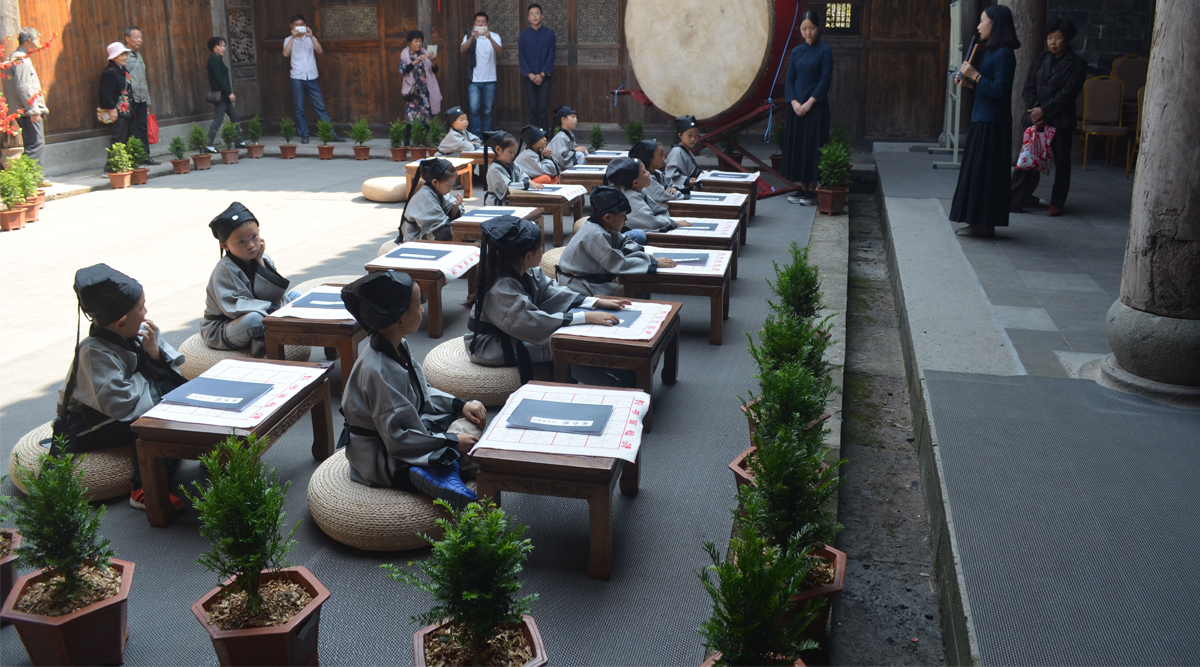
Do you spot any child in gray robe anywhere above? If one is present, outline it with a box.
[547,105,589,172]
[605,157,693,233]
[514,125,559,182]
[436,106,482,156]
[57,264,187,510]
[340,271,486,507]
[483,131,541,206]
[556,186,677,297]
[201,202,297,357]
[665,115,703,190]
[464,216,628,381]
[630,139,682,204]
[401,157,464,242]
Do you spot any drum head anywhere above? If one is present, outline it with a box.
[625,0,774,122]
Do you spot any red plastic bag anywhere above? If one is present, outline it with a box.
[147,113,159,144]
[1016,125,1055,174]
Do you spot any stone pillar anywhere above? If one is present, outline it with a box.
[1102,0,1200,404]
[418,0,432,39]
[0,0,19,58]
[999,0,1047,162]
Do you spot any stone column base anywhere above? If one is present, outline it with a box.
[1105,300,1200,386]
[1084,354,1200,409]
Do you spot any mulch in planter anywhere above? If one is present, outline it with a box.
[802,558,836,590]
[425,625,534,667]
[16,563,120,617]
[206,578,313,631]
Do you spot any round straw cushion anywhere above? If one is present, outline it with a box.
[177,333,309,380]
[423,337,522,407]
[361,176,409,203]
[377,239,399,258]
[573,217,586,235]
[8,421,134,501]
[540,246,565,280]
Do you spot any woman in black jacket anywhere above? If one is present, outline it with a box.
[1009,18,1087,216]
[99,42,133,148]
[205,36,245,152]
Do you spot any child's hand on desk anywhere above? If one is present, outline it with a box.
[585,311,620,326]
[461,400,487,429]
[653,256,678,269]
[574,146,588,154]
[455,433,479,452]
[595,298,631,310]
[675,219,692,227]
[667,187,679,196]
[529,182,545,190]
[139,320,162,360]
[688,178,698,187]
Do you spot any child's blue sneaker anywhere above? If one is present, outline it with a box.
[408,461,477,509]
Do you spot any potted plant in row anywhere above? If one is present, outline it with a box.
[189,123,213,170]
[390,119,410,162]
[316,119,337,160]
[0,475,21,621]
[169,136,191,174]
[105,142,133,189]
[408,121,429,159]
[698,519,820,666]
[349,117,373,160]
[246,115,265,158]
[126,136,150,185]
[623,119,644,147]
[589,123,606,151]
[815,140,850,215]
[9,155,43,222]
[425,117,445,154]
[219,121,241,165]
[0,446,135,666]
[0,168,27,230]
[385,500,548,667]
[279,117,298,159]
[186,436,330,666]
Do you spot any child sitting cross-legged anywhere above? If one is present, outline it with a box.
[547,105,589,172]
[605,157,692,235]
[464,215,628,382]
[556,185,677,297]
[400,157,464,242]
[57,264,188,511]
[436,106,482,156]
[514,125,560,184]
[202,202,299,357]
[340,271,486,508]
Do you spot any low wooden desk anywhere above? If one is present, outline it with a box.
[264,307,365,394]
[558,165,607,192]
[405,156,475,199]
[459,148,495,167]
[697,172,760,218]
[365,241,478,339]
[646,219,740,280]
[472,382,643,580]
[668,194,750,246]
[549,299,680,430]
[619,251,732,345]
[584,150,626,165]
[451,206,544,245]
[506,189,585,248]
[131,360,335,527]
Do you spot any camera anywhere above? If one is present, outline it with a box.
[296,26,307,34]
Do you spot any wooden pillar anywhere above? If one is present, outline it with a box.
[0,0,18,58]
[999,0,1047,162]
[1104,0,1200,395]
[418,0,432,38]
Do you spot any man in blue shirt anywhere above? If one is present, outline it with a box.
[518,3,555,130]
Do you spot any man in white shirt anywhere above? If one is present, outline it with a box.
[282,14,342,144]
[459,11,503,135]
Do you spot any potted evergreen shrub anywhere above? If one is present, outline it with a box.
[424,117,445,154]
[186,435,331,666]
[246,115,265,158]
[815,142,850,215]
[385,500,548,667]
[105,142,133,189]
[623,119,644,147]
[697,519,820,666]
[348,117,373,160]
[9,156,41,222]
[716,129,743,169]
[126,136,150,184]
[188,123,213,170]
[0,168,26,230]
[408,121,429,159]
[169,135,191,174]
[0,474,21,611]
[0,447,134,666]
[768,243,824,323]
[219,121,241,165]
[315,119,337,160]
[390,118,409,161]
[278,117,298,159]
[588,124,606,151]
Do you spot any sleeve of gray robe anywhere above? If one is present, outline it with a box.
[485,162,529,206]
[64,333,185,423]
[622,188,676,232]
[466,270,584,365]
[665,146,700,189]
[645,170,681,203]
[437,129,481,156]
[515,148,558,178]
[203,255,289,321]
[402,186,461,241]
[548,131,585,172]
[556,222,658,296]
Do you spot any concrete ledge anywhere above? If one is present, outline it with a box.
[809,210,850,463]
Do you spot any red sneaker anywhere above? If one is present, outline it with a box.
[1047,206,1063,217]
[129,488,185,511]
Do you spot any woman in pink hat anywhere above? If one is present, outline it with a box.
[99,41,133,152]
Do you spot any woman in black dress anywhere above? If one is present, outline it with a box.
[950,6,1021,237]
[781,10,833,206]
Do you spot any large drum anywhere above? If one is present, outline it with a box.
[624,0,803,123]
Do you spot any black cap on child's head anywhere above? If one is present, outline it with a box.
[628,139,660,167]
[341,271,414,334]
[74,263,143,328]
[480,215,542,253]
[589,185,632,217]
[444,106,466,120]
[604,157,641,190]
[553,105,577,127]
[520,125,547,147]
[209,201,257,241]
[674,115,698,136]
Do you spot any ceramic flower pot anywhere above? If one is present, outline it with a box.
[18,200,38,223]
[390,147,409,162]
[171,158,191,174]
[247,144,264,158]
[219,149,239,165]
[279,144,298,159]
[191,566,330,666]
[770,153,783,172]
[816,186,849,215]
[107,171,132,189]
[317,145,334,160]
[413,615,548,667]
[0,207,25,231]
[1,559,134,666]
[0,530,21,620]
[701,653,806,667]
[192,153,213,170]
[352,145,371,160]
[409,146,429,160]
[35,189,46,209]
[130,167,149,185]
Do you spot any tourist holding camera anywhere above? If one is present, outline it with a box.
[283,14,340,144]
[460,11,503,135]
